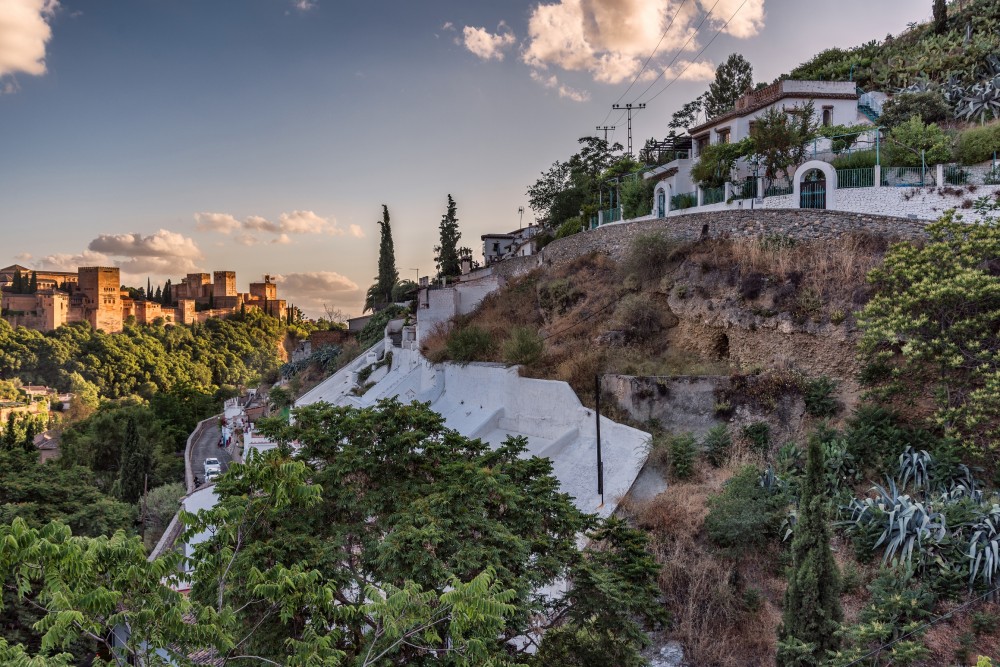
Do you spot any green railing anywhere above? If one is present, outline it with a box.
[763,184,793,198]
[836,167,876,189]
[943,165,970,185]
[882,166,930,187]
[601,207,621,224]
[730,179,758,200]
[671,192,697,210]
[703,187,725,205]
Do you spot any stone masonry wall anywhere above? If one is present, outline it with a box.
[491,209,929,281]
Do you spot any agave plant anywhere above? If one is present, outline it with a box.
[843,478,947,566]
[898,446,933,491]
[968,503,1000,586]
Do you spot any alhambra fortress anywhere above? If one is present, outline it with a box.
[0,265,287,332]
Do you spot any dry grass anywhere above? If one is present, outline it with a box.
[630,465,783,666]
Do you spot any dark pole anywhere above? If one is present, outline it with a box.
[596,125,616,141]
[612,103,646,156]
[595,374,604,505]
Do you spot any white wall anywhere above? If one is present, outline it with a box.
[415,275,500,345]
[180,485,219,568]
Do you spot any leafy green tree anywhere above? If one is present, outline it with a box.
[184,399,662,664]
[859,209,1000,452]
[703,53,754,119]
[668,95,705,131]
[884,116,952,166]
[434,194,462,279]
[365,204,398,313]
[691,138,754,188]
[141,481,185,549]
[878,91,950,129]
[777,435,842,666]
[750,101,818,187]
[527,136,623,227]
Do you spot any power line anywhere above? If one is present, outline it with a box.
[599,0,692,125]
[841,583,1000,667]
[641,0,750,106]
[596,125,616,141]
[612,103,646,155]
[542,297,619,341]
[630,0,723,104]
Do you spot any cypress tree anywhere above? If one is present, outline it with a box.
[28,271,37,294]
[154,286,162,303]
[117,416,153,504]
[373,204,398,310]
[12,269,23,294]
[933,0,947,34]
[434,194,461,279]
[163,280,172,305]
[777,434,843,665]
[147,277,152,299]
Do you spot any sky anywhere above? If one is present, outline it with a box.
[0,0,932,317]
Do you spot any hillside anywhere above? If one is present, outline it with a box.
[424,208,1000,666]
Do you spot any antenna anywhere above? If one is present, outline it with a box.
[518,206,524,227]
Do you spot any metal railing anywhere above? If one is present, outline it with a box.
[601,207,621,224]
[730,180,758,200]
[881,166,932,187]
[763,184,793,198]
[836,167,876,189]
[703,186,725,205]
[671,192,697,210]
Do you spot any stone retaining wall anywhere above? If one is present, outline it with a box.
[491,209,929,280]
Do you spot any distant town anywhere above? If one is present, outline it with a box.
[0,264,287,332]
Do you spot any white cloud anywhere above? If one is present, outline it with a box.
[89,229,202,260]
[0,0,58,80]
[530,69,590,102]
[662,59,717,82]
[37,250,110,273]
[348,224,364,239]
[441,21,455,31]
[194,210,354,239]
[462,22,516,61]
[522,0,764,85]
[274,271,361,317]
[194,212,242,234]
[292,0,315,10]
[14,252,31,261]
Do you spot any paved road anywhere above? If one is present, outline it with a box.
[190,421,230,487]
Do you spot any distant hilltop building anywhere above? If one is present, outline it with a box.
[0,265,286,333]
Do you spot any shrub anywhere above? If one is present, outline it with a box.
[537,279,583,315]
[803,376,838,418]
[502,327,544,366]
[742,422,770,454]
[705,465,787,558]
[621,232,684,283]
[703,425,732,467]
[830,150,879,170]
[613,294,662,343]
[878,91,950,130]
[670,433,697,480]
[554,216,585,239]
[445,326,494,363]
[883,117,952,167]
[955,122,1000,165]
[620,174,656,219]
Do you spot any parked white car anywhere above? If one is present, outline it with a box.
[203,457,222,479]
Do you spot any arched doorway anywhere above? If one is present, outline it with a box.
[657,189,666,217]
[800,169,827,209]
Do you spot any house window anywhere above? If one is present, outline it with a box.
[748,120,757,136]
[716,128,730,144]
[822,106,833,127]
[492,242,499,252]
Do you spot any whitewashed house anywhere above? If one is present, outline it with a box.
[481,226,540,265]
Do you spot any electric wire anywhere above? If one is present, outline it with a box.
[630,0,723,104]
[641,0,750,106]
[599,0,692,126]
[840,583,1000,667]
[541,297,619,341]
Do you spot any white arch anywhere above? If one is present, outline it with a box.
[792,160,838,210]
[654,181,669,216]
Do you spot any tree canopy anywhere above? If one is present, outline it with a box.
[434,194,462,279]
[703,53,754,119]
[0,399,663,665]
[366,204,399,313]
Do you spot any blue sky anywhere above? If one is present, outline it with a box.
[0,0,931,316]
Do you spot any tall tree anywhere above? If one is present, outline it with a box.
[163,279,172,305]
[933,0,947,34]
[777,434,842,665]
[668,95,705,132]
[703,53,754,119]
[28,271,37,294]
[366,204,398,312]
[12,269,23,294]
[434,194,461,279]
[115,415,155,503]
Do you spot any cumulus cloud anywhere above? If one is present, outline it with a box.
[0,0,58,80]
[79,229,205,277]
[660,59,717,83]
[462,22,516,61]
[37,250,111,273]
[292,0,315,10]
[274,271,362,317]
[194,212,242,234]
[14,252,31,261]
[194,209,358,241]
[530,68,590,102]
[522,0,764,85]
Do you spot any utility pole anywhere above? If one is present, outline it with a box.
[518,206,524,227]
[594,374,604,507]
[612,103,645,156]
[595,125,615,141]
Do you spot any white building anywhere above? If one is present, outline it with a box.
[482,226,540,265]
[647,80,887,215]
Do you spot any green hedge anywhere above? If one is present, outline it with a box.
[955,122,1000,165]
